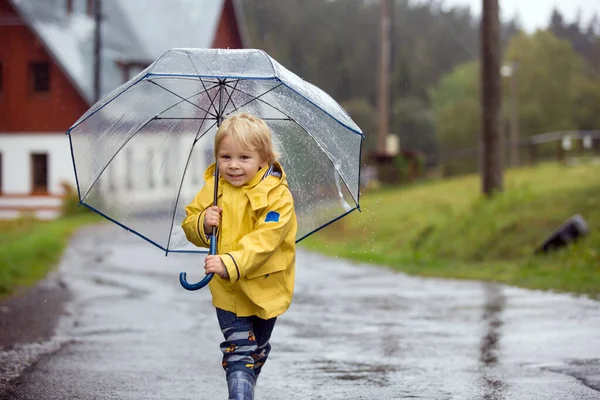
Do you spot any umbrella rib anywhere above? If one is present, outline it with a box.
[222,82,285,116]
[186,52,221,118]
[203,78,223,118]
[165,117,207,252]
[153,82,219,118]
[148,80,218,118]
[223,81,359,205]
[193,120,218,144]
[81,78,217,201]
[155,117,217,120]
[220,79,240,114]
[287,119,359,207]
[79,118,154,201]
[255,118,292,121]
[186,51,219,80]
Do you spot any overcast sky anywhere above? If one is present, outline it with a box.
[435,0,600,32]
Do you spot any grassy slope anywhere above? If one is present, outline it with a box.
[302,162,600,297]
[0,215,100,298]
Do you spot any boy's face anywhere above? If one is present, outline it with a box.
[217,135,267,187]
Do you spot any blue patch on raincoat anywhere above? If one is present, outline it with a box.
[265,211,280,223]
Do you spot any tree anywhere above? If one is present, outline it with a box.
[341,98,378,151]
[430,30,588,168]
[505,31,585,136]
[430,61,480,151]
[574,75,600,129]
[391,97,437,165]
[548,8,599,71]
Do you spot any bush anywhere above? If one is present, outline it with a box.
[60,181,91,217]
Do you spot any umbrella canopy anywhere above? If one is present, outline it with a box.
[67,48,363,254]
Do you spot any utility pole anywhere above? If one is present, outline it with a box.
[377,0,392,155]
[93,0,102,103]
[481,0,503,195]
[508,64,519,167]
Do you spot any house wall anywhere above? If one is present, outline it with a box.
[0,133,74,219]
[0,133,74,194]
[0,0,89,133]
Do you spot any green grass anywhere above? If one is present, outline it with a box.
[0,215,100,298]
[302,162,600,298]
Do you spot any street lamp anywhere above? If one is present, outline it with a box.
[501,62,519,167]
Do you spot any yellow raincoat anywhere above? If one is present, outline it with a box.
[181,162,297,320]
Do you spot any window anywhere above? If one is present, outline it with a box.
[191,152,200,186]
[30,62,50,93]
[147,149,155,189]
[163,149,171,187]
[106,160,116,192]
[204,149,213,169]
[31,153,48,193]
[125,149,133,190]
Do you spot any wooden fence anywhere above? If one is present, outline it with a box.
[439,131,600,177]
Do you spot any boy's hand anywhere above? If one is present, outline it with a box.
[204,206,222,235]
[205,255,228,279]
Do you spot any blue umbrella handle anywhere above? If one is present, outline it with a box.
[179,234,217,291]
[179,131,220,292]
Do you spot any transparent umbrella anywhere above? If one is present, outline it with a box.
[67,48,364,289]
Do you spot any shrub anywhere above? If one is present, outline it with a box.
[60,181,90,217]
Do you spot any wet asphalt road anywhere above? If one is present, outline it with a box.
[4,224,600,399]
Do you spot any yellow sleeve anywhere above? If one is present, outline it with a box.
[221,186,295,282]
[181,184,213,248]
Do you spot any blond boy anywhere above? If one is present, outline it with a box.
[182,113,297,399]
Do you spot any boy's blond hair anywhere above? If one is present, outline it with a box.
[215,113,280,165]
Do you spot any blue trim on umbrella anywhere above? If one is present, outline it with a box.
[357,135,364,211]
[295,206,359,243]
[79,203,210,254]
[147,73,276,81]
[66,131,83,203]
[79,202,168,250]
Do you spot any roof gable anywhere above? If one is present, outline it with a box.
[9,0,246,104]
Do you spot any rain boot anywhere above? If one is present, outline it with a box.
[227,370,255,400]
